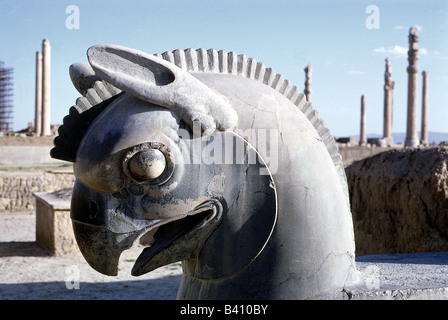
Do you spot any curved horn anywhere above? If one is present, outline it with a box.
[87,45,238,133]
[69,62,101,95]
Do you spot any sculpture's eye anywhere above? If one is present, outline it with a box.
[123,142,175,186]
[128,149,166,181]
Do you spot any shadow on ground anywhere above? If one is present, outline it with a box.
[356,252,448,265]
[0,241,52,257]
[0,275,182,300]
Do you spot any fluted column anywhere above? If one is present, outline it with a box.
[404,27,419,148]
[41,39,51,136]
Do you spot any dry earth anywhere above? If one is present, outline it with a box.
[0,210,182,300]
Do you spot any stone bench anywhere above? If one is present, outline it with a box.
[34,188,77,255]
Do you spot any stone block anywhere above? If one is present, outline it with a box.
[34,188,77,255]
[346,146,448,255]
[336,137,358,145]
[367,137,387,147]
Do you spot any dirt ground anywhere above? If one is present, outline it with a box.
[0,210,183,300]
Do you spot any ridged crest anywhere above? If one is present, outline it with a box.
[51,48,341,167]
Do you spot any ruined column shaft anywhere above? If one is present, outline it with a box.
[304,63,312,102]
[382,58,394,145]
[405,71,418,146]
[404,27,419,148]
[360,95,366,145]
[383,90,390,138]
[41,39,51,136]
[35,51,42,136]
[421,70,428,145]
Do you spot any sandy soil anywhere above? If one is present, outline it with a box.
[0,211,183,300]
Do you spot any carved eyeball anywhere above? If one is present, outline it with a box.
[123,142,175,186]
[128,149,166,181]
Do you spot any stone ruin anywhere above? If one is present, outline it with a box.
[0,23,431,299]
[51,44,358,299]
[0,60,13,133]
[46,35,448,299]
[34,39,51,137]
[337,27,432,166]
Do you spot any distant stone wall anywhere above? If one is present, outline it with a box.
[0,170,75,212]
[338,144,398,166]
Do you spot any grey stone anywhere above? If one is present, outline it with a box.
[86,45,238,134]
[360,95,366,145]
[421,71,428,145]
[405,27,419,148]
[52,46,356,299]
[69,62,101,95]
[35,51,42,136]
[349,252,448,300]
[383,58,394,145]
[34,189,77,255]
[41,39,51,136]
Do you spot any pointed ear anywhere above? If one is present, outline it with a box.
[69,62,101,94]
[87,45,238,133]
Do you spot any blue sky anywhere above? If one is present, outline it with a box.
[1,0,447,138]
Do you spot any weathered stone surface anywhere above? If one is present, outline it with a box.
[405,27,419,148]
[69,62,101,94]
[41,39,51,136]
[34,188,77,255]
[346,146,448,255]
[52,46,356,300]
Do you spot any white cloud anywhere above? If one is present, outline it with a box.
[431,50,448,60]
[394,25,423,31]
[373,45,408,58]
[373,45,428,58]
[348,70,365,75]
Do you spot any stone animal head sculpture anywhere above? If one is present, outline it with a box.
[51,45,357,299]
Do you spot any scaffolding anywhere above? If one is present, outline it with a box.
[0,60,13,133]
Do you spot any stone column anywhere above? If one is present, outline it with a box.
[383,58,394,146]
[360,95,366,146]
[421,70,428,145]
[35,51,42,136]
[404,27,419,148]
[41,39,51,136]
[304,63,312,102]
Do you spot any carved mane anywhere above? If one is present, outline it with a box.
[52,48,341,168]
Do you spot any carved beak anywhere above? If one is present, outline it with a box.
[70,179,223,276]
[131,199,222,276]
